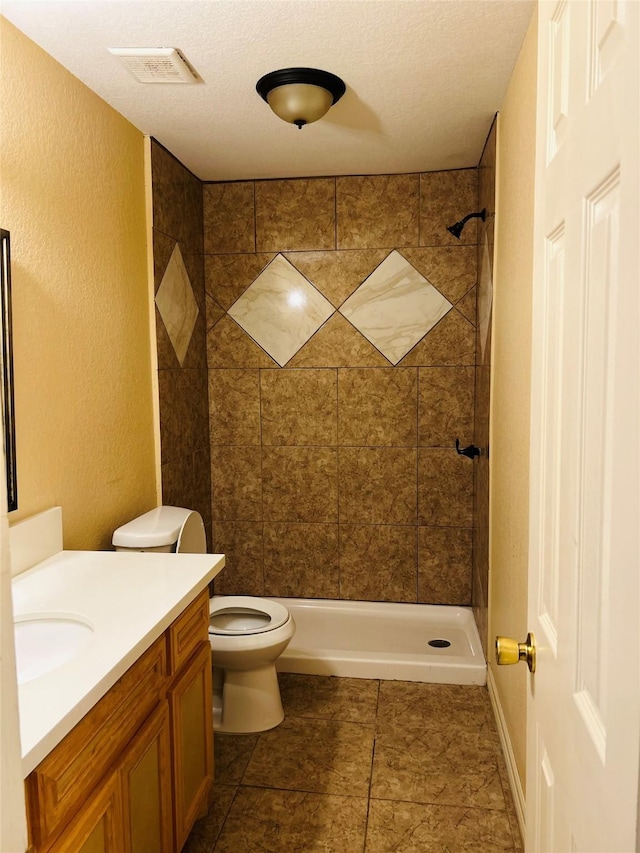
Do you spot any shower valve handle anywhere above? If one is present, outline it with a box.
[455,439,482,459]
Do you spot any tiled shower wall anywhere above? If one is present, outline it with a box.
[473,120,497,654]
[151,142,212,546]
[204,171,480,604]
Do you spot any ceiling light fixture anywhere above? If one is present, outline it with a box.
[256,67,346,129]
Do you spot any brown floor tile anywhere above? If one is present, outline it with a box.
[243,715,375,797]
[371,723,506,810]
[182,784,237,853]
[213,733,259,784]
[365,799,515,852]
[377,681,494,733]
[213,786,368,853]
[279,673,379,724]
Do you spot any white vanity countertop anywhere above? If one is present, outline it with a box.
[12,549,224,776]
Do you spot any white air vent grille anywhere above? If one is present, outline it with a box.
[108,48,198,83]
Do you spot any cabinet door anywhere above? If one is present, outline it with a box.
[49,772,122,853]
[168,641,213,850]
[119,702,173,853]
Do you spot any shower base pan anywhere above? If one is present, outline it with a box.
[268,598,486,685]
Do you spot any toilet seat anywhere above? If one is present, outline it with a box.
[209,596,290,636]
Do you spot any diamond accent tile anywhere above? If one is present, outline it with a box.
[339,250,452,365]
[228,254,335,367]
[155,243,199,366]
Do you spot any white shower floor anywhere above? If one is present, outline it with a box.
[268,598,486,685]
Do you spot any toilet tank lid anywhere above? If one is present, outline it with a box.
[112,506,198,548]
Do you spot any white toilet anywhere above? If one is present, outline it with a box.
[112,506,295,735]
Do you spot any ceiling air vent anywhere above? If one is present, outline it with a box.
[108,48,198,83]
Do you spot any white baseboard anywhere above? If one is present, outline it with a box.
[487,666,526,843]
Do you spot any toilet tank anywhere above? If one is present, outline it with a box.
[112,506,207,554]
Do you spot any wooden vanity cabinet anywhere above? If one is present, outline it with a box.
[26,588,213,853]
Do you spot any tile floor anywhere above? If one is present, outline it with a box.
[184,674,524,853]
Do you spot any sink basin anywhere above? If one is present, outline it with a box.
[14,613,95,685]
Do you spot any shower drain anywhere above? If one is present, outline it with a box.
[428,639,451,648]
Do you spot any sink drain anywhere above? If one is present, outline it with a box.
[428,639,451,648]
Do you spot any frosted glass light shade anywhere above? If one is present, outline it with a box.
[267,83,333,126]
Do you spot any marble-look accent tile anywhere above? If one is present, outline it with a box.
[338,367,417,447]
[376,681,493,733]
[205,294,225,331]
[418,448,474,527]
[261,369,337,446]
[278,674,379,724]
[214,734,259,784]
[213,787,368,853]
[339,448,417,525]
[263,522,339,598]
[336,174,419,249]
[418,526,472,605]
[153,228,176,295]
[207,315,279,369]
[182,784,237,853]
[340,251,452,365]
[399,246,477,305]
[243,716,374,796]
[155,306,180,370]
[211,521,264,595]
[155,243,199,365]
[418,366,475,446]
[209,369,260,446]
[365,799,516,853]
[288,313,390,368]
[210,446,262,521]
[158,368,209,465]
[371,723,505,809]
[339,525,417,602]
[457,285,477,325]
[420,169,479,247]
[203,182,255,254]
[204,253,274,311]
[399,309,475,367]
[285,249,388,307]
[228,254,335,367]
[262,447,338,522]
[255,178,336,252]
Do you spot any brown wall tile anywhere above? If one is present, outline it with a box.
[207,316,279,369]
[206,294,225,331]
[339,524,417,602]
[285,250,388,307]
[457,286,477,325]
[262,447,338,522]
[418,526,472,604]
[263,523,339,598]
[339,448,417,524]
[212,521,264,595]
[338,368,417,446]
[418,367,475,447]
[336,174,420,249]
[152,143,188,244]
[255,179,336,252]
[261,369,337,446]
[205,253,274,311]
[399,310,476,367]
[211,446,262,521]
[209,369,261,445]
[418,449,473,526]
[400,246,477,305]
[158,368,209,466]
[420,169,479,247]
[204,182,255,254]
[288,314,390,369]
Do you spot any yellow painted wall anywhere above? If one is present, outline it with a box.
[489,12,538,792]
[0,19,157,549]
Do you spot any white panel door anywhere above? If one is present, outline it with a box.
[526,1,639,851]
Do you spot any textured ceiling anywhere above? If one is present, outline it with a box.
[0,0,535,181]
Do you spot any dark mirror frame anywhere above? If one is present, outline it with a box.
[1,229,17,512]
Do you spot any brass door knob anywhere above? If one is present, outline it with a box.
[495,632,536,673]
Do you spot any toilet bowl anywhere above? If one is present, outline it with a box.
[112,506,295,735]
[209,596,295,733]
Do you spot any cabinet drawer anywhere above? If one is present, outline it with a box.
[26,637,167,851]
[167,588,210,676]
